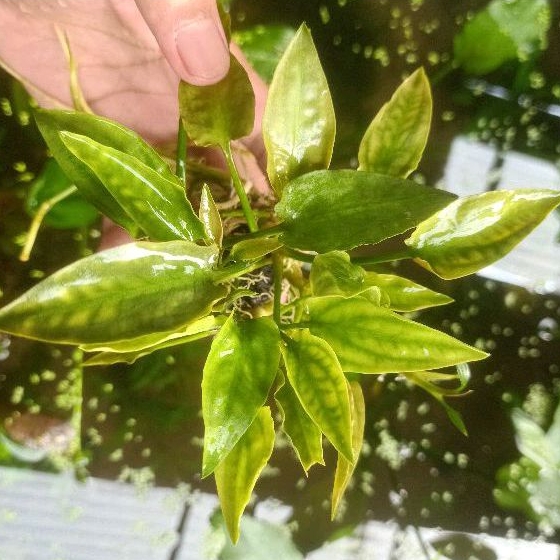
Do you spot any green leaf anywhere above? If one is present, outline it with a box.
[202,315,280,477]
[275,170,456,252]
[0,241,226,344]
[405,189,560,279]
[179,54,255,148]
[234,25,296,83]
[275,371,324,474]
[358,68,431,178]
[454,0,550,75]
[310,251,365,298]
[230,238,284,261]
[364,272,453,311]
[26,159,98,229]
[200,184,224,247]
[263,24,335,196]
[305,296,488,373]
[210,512,304,560]
[332,380,365,519]
[215,406,275,544]
[60,132,205,242]
[281,329,353,461]
[34,109,175,232]
[82,316,224,366]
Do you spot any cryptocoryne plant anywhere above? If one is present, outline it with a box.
[1,25,559,543]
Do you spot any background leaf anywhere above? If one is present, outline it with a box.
[281,329,353,461]
[179,54,255,148]
[305,296,488,373]
[0,241,225,344]
[358,68,431,178]
[202,316,280,477]
[275,170,456,252]
[200,184,224,247]
[26,159,98,229]
[263,24,335,196]
[406,189,560,279]
[215,406,275,544]
[310,251,365,298]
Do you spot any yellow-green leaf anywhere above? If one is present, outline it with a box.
[263,24,335,196]
[281,330,353,461]
[230,238,284,261]
[275,371,324,474]
[215,406,275,544]
[202,316,280,477]
[310,251,365,298]
[405,189,560,279]
[305,296,488,373]
[332,380,365,519]
[364,272,453,311]
[0,241,225,345]
[358,68,432,178]
[200,184,223,247]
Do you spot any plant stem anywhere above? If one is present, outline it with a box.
[223,142,258,233]
[176,118,188,186]
[283,247,316,264]
[19,186,78,262]
[273,253,283,325]
[352,248,412,266]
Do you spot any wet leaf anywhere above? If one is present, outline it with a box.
[230,238,284,261]
[358,68,431,178]
[26,159,98,229]
[200,184,224,247]
[305,296,488,373]
[310,251,365,298]
[0,241,226,344]
[405,189,560,279]
[202,316,280,477]
[281,329,353,461]
[275,371,324,474]
[364,272,453,311]
[179,54,255,148]
[263,24,335,196]
[275,170,456,252]
[215,406,275,544]
[332,381,365,519]
[61,132,204,242]
[234,25,296,83]
[34,109,175,232]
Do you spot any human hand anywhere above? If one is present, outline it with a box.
[0,0,266,146]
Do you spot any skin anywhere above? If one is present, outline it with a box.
[0,0,269,245]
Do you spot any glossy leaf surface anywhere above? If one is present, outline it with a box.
[275,371,324,473]
[305,296,487,373]
[275,170,456,252]
[215,406,275,544]
[202,316,280,477]
[0,241,225,344]
[263,24,335,196]
[358,68,431,178]
[200,185,223,247]
[179,54,255,148]
[364,272,453,312]
[405,189,560,279]
[332,381,365,519]
[61,132,204,242]
[26,159,98,229]
[35,109,175,231]
[230,237,284,261]
[281,329,353,461]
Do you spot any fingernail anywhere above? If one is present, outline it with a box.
[176,17,229,85]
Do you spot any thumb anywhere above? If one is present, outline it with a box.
[134,0,230,85]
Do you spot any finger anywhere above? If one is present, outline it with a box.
[133,0,229,85]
